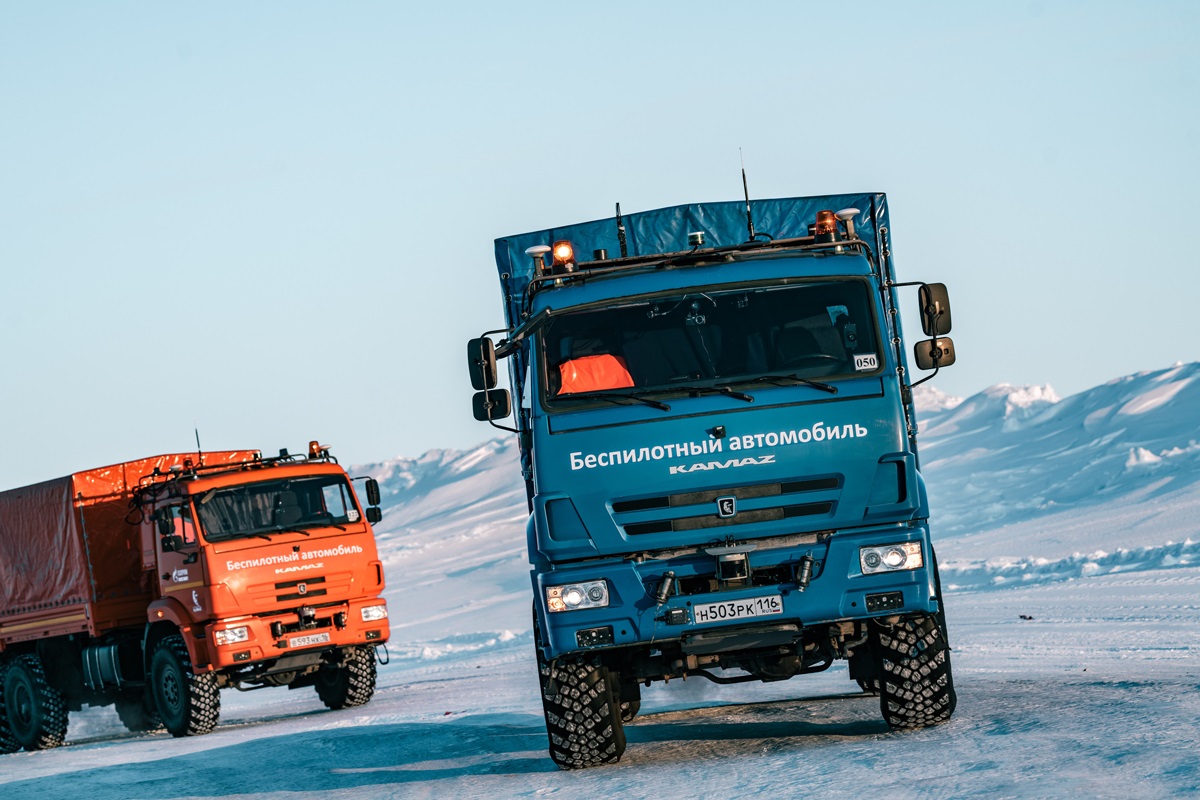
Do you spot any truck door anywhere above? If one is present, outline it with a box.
[155,504,206,615]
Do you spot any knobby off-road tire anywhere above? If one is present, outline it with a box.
[115,690,164,733]
[3,654,68,751]
[314,646,376,710]
[539,653,626,769]
[151,635,220,737]
[875,614,957,729]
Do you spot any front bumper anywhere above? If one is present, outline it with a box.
[204,597,390,670]
[534,522,937,660]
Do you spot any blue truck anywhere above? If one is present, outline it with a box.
[466,192,958,768]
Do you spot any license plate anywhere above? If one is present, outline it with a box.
[693,594,784,624]
[290,631,331,648]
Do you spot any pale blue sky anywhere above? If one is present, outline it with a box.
[2,1,1197,488]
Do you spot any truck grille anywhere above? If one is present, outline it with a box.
[614,477,839,536]
[274,576,328,602]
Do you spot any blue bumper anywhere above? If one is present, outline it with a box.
[534,522,938,660]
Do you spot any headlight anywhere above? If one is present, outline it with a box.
[547,580,609,612]
[361,604,389,622]
[213,626,250,646]
[859,542,924,575]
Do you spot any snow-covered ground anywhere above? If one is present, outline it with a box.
[2,363,1198,798]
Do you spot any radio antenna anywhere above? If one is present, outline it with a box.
[615,202,628,258]
[194,427,204,466]
[740,149,757,243]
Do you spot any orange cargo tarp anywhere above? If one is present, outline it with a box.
[0,451,257,621]
[558,354,635,395]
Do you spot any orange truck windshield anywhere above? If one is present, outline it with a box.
[195,475,361,541]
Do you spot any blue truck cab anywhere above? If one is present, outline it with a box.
[466,193,958,768]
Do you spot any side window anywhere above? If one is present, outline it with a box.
[321,483,360,523]
[170,505,197,546]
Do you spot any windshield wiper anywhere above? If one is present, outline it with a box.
[557,392,672,411]
[725,373,838,395]
[674,385,755,403]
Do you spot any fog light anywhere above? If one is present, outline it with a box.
[214,626,250,646]
[547,580,609,612]
[575,626,614,648]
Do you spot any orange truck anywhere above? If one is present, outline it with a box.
[0,442,390,753]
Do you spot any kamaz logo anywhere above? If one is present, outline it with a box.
[716,496,737,518]
[668,455,776,475]
[297,583,308,595]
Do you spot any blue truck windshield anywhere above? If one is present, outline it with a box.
[196,475,361,541]
[540,279,881,404]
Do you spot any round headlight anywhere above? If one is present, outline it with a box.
[563,587,584,607]
[883,548,907,568]
[587,585,605,602]
[863,551,882,569]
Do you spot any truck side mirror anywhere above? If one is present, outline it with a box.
[467,338,498,390]
[914,337,957,371]
[918,283,952,336]
[473,389,512,422]
[161,533,185,552]
[365,507,382,525]
[365,478,381,507]
[156,515,173,537]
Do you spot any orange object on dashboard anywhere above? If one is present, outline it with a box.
[558,355,634,395]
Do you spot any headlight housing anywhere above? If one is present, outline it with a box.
[547,580,609,612]
[859,542,924,575]
[213,626,250,646]
[361,604,389,622]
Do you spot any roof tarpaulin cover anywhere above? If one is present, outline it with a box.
[493,193,889,328]
[0,451,257,618]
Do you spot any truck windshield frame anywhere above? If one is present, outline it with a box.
[194,474,363,542]
[537,277,883,411]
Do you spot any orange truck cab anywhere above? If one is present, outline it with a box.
[0,442,390,752]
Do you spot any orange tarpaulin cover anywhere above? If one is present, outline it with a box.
[558,355,634,394]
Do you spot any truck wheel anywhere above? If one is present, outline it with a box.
[3,655,68,751]
[539,653,626,769]
[314,646,376,710]
[115,691,163,733]
[874,614,957,729]
[150,635,220,737]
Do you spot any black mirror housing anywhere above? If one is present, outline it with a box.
[161,534,185,552]
[365,477,381,507]
[365,506,383,525]
[156,516,173,537]
[914,337,957,371]
[473,389,512,422]
[918,283,952,336]
[467,338,498,391]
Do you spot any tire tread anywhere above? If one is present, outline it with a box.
[876,614,957,729]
